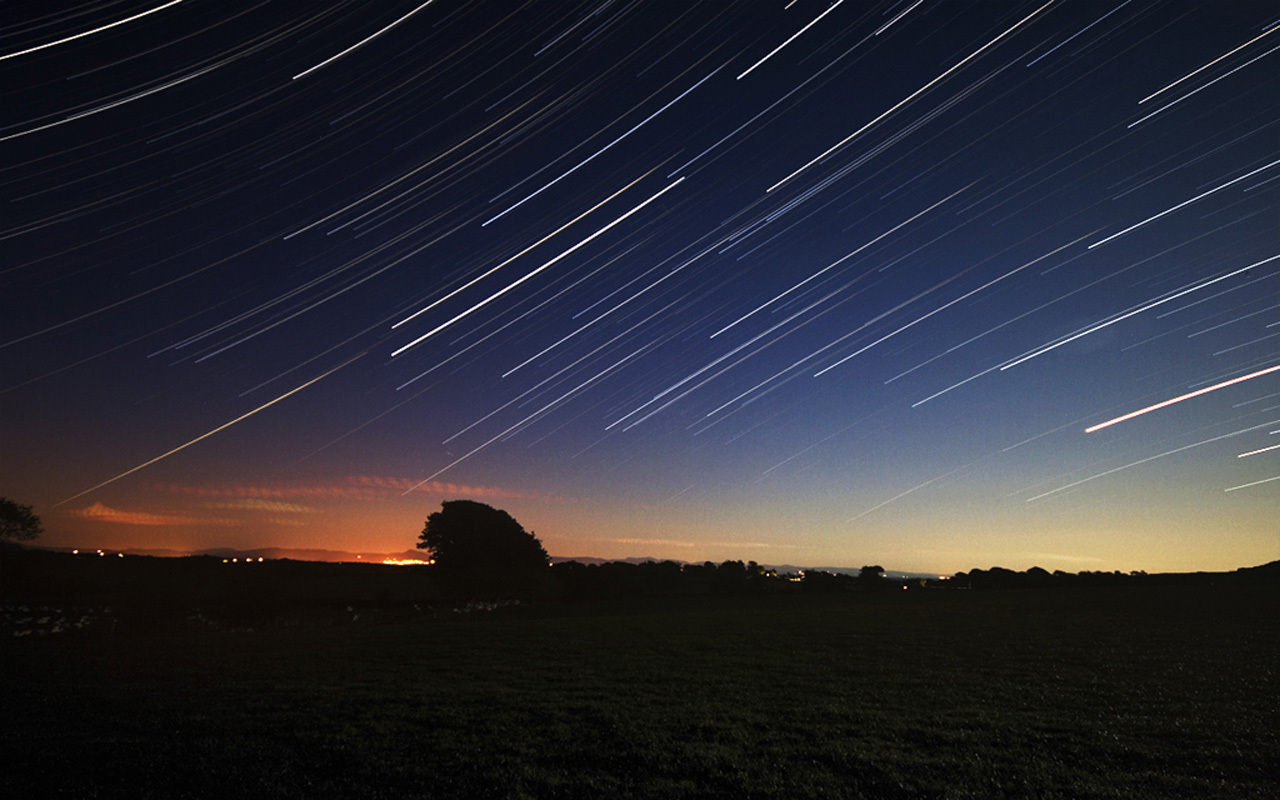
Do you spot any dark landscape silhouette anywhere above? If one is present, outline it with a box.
[3,499,1277,798]
[4,1,1276,796]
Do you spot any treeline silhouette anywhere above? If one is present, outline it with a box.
[4,547,1275,624]
[548,559,1279,598]
[546,560,916,599]
[951,562,1279,589]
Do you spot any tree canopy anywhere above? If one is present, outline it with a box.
[0,497,42,544]
[417,500,547,572]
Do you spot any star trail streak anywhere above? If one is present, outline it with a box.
[2,1,1275,573]
[390,176,684,355]
[767,0,1055,192]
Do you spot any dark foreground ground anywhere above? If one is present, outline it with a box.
[2,555,1276,799]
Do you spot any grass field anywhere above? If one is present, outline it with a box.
[2,560,1277,798]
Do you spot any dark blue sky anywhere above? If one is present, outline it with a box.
[2,1,1276,571]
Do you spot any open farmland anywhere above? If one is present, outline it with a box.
[2,556,1277,799]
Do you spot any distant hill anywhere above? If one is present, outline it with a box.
[550,555,672,566]
[553,557,941,580]
[1230,560,1280,581]
[769,564,944,580]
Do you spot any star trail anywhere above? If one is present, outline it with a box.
[2,1,1276,571]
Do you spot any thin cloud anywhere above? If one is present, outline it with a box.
[346,475,563,502]
[156,476,563,503]
[201,499,319,513]
[598,537,795,550]
[67,502,237,527]
[1019,552,1106,564]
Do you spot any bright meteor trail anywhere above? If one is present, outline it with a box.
[55,354,365,507]
[0,0,187,63]
[1085,364,1280,434]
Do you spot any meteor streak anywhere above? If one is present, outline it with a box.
[1224,474,1280,492]
[293,1,439,80]
[1127,43,1280,129]
[1088,159,1280,249]
[1139,23,1280,103]
[1026,1,1130,68]
[1002,254,1280,371]
[1029,418,1280,502]
[1237,442,1280,458]
[737,0,847,81]
[55,354,365,506]
[392,171,654,330]
[847,461,975,522]
[712,185,969,338]
[483,67,720,226]
[815,233,1088,377]
[403,345,653,491]
[1085,365,1280,433]
[0,0,187,62]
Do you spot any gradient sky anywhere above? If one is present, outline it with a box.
[2,1,1276,573]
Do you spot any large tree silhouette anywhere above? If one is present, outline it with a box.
[0,497,42,544]
[417,500,547,572]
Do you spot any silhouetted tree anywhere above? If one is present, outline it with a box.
[717,559,747,590]
[0,497,42,544]
[417,500,547,572]
[858,564,885,583]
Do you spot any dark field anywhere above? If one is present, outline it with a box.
[2,555,1277,798]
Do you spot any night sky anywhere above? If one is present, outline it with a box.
[3,1,1276,573]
